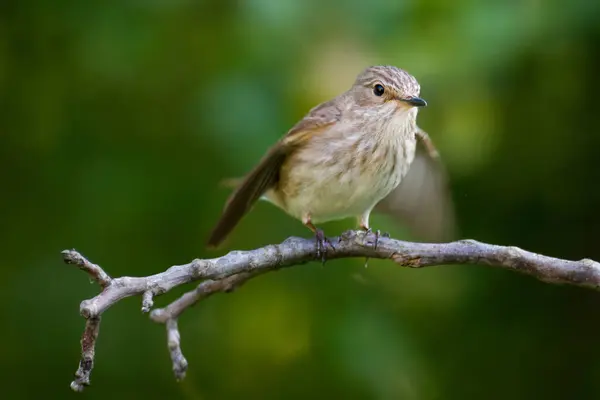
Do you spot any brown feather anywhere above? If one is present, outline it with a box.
[206,100,341,247]
[207,144,288,247]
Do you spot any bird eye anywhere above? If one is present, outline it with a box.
[373,84,385,96]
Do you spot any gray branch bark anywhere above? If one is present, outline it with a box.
[62,230,600,392]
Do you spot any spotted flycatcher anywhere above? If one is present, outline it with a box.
[207,65,454,257]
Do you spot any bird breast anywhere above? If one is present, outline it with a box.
[271,109,418,223]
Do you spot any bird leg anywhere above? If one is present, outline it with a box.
[358,212,382,250]
[358,212,385,268]
[302,213,335,264]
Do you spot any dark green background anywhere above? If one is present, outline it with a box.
[2,1,600,399]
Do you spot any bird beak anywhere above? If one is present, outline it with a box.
[404,97,427,107]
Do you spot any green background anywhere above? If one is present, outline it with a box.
[2,1,600,399]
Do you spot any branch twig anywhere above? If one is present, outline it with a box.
[62,230,600,391]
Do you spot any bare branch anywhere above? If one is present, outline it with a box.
[150,272,258,323]
[70,317,101,392]
[62,230,600,391]
[62,250,111,289]
[165,319,187,381]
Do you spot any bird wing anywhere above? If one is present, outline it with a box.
[207,99,343,247]
[374,126,456,242]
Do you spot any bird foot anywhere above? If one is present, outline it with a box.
[363,228,388,250]
[361,228,388,268]
[315,229,335,264]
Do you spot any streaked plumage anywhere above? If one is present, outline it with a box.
[207,65,455,249]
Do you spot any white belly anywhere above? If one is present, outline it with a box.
[268,125,417,224]
[283,164,392,223]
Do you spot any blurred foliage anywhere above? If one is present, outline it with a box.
[2,0,600,399]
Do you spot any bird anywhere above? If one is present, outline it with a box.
[207,65,455,259]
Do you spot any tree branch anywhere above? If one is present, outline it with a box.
[62,230,600,391]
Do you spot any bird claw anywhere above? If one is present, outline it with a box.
[363,228,383,250]
[361,227,384,268]
[315,229,335,264]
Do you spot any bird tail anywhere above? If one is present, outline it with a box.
[220,177,270,204]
